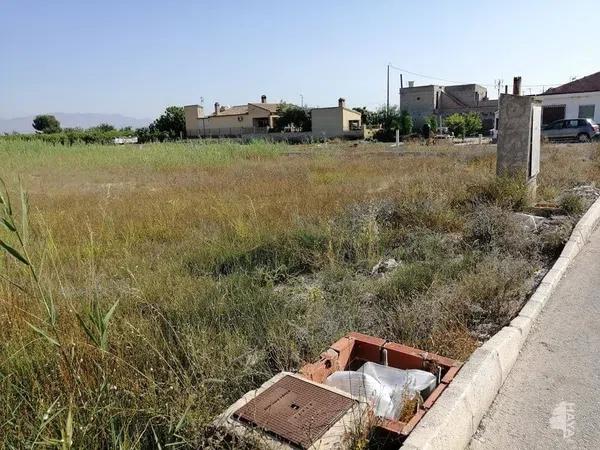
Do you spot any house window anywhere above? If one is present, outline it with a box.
[253,118,269,128]
[578,104,595,119]
[349,120,360,130]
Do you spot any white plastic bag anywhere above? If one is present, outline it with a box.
[358,362,412,392]
[325,371,396,419]
[359,362,438,398]
[326,363,438,420]
[407,369,437,398]
[357,362,416,419]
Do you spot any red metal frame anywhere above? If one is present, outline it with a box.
[299,332,462,439]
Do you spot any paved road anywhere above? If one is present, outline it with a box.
[470,226,600,450]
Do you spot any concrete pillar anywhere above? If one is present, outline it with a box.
[496,94,542,201]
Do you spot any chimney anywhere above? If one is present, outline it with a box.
[512,76,522,96]
[261,95,267,103]
[214,102,220,115]
[338,97,346,108]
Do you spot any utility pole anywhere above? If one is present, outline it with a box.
[386,64,390,112]
[398,73,403,112]
[300,94,304,108]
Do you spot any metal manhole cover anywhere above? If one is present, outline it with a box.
[233,375,356,449]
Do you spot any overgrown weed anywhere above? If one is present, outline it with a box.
[1,141,598,447]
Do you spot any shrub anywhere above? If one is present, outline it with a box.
[444,112,482,138]
[274,104,311,132]
[539,224,573,259]
[152,106,186,139]
[377,254,534,357]
[384,198,463,232]
[559,192,585,215]
[0,128,136,145]
[467,176,530,210]
[463,205,538,258]
[377,262,437,303]
[186,229,327,281]
[426,115,438,133]
[393,231,457,263]
[352,107,377,126]
[372,106,412,141]
[400,110,413,136]
[32,114,61,133]
[445,113,465,138]
[464,112,483,136]
[459,256,534,328]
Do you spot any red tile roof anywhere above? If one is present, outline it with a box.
[249,103,280,113]
[207,103,280,117]
[542,71,600,95]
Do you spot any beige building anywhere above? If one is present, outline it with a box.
[311,98,362,137]
[185,95,364,140]
[185,95,280,137]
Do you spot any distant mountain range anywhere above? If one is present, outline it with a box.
[0,113,151,134]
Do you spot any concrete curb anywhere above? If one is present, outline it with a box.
[402,196,600,450]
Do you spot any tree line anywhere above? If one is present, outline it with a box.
[2,108,187,145]
[6,105,483,145]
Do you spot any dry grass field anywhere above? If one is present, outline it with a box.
[1,138,599,448]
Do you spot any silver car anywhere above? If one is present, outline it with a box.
[542,118,600,142]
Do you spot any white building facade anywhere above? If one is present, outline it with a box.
[539,72,600,125]
[539,91,600,125]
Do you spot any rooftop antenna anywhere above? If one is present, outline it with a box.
[495,79,503,98]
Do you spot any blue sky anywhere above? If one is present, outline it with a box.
[1,0,598,119]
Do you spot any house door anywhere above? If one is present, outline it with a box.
[542,105,565,126]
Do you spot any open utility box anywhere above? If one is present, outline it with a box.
[299,332,462,441]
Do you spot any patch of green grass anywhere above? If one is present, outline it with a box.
[0,139,285,175]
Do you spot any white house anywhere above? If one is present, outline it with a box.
[538,71,600,125]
